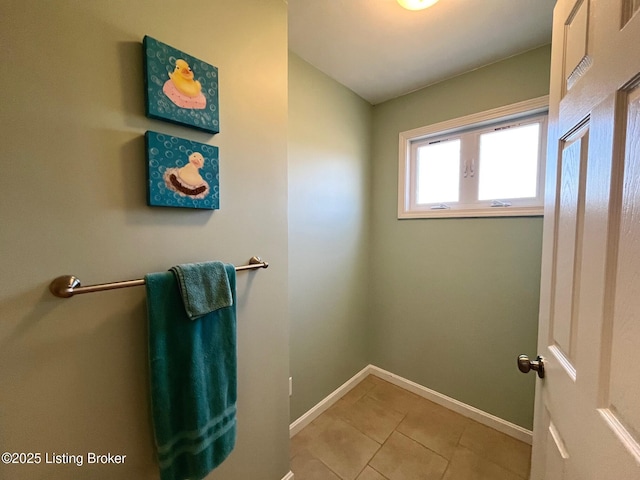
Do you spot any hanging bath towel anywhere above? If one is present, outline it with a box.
[146,262,237,480]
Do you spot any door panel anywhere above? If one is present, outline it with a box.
[563,0,590,93]
[546,419,568,479]
[550,126,588,367]
[623,0,640,26]
[602,83,640,460]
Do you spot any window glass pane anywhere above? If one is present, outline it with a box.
[478,123,540,200]
[416,139,460,204]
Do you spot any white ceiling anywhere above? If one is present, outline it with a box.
[288,0,556,104]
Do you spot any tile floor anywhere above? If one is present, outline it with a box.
[290,375,531,480]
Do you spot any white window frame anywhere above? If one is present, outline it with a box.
[398,96,549,219]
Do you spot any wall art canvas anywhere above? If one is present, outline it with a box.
[145,131,219,210]
[143,36,219,134]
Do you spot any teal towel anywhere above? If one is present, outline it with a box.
[170,261,233,320]
[146,264,237,480]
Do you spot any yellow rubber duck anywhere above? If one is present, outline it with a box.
[169,59,202,98]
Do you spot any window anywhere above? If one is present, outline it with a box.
[398,97,548,218]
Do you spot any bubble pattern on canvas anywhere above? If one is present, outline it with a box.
[144,37,219,133]
[146,131,220,210]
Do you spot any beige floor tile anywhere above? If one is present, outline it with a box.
[396,398,469,459]
[442,446,526,480]
[369,431,449,480]
[339,376,380,406]
[302,414,381,480]
[459,422,531,478]
[291,449,342,480]
[356,466,389,480]
[366,380,423,414]
[329,394,406,443]
[291,417,325,459]
[292,377,532,480]
[364,374,388,388]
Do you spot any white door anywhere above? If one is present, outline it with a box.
[528,0,640,478]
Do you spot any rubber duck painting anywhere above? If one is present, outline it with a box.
[162,59,207,110]
[163,152,210,199]
[170,60,201,96]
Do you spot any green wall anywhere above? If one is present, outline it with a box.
[288,53,372,421]
[368,45,551,429]
[0,2,289,479]
[288,46,551,430]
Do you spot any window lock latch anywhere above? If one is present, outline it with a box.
[430,203,451,210]
[491,200,512,207]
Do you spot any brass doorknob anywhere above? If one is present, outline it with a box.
[517,354,545,379]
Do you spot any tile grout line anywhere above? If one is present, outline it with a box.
[303,445,350,480]
[394,430,451,464]
[362,423,395,480]
[369,464,390,480]
[347,390,409,443]
[452,444,530,480]
[352,404,392,480]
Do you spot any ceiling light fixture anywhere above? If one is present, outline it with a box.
[397,0,439,10]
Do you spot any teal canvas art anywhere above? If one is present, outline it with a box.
[143,36,219,134]
[146,131,219,210]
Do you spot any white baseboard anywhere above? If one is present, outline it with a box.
[281,471,294,480]
[289,365,371,437]
[290,364,533,445]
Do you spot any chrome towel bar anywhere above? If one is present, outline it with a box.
[49,256,269,298]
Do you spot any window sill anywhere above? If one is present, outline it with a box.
[398,205,544,219]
